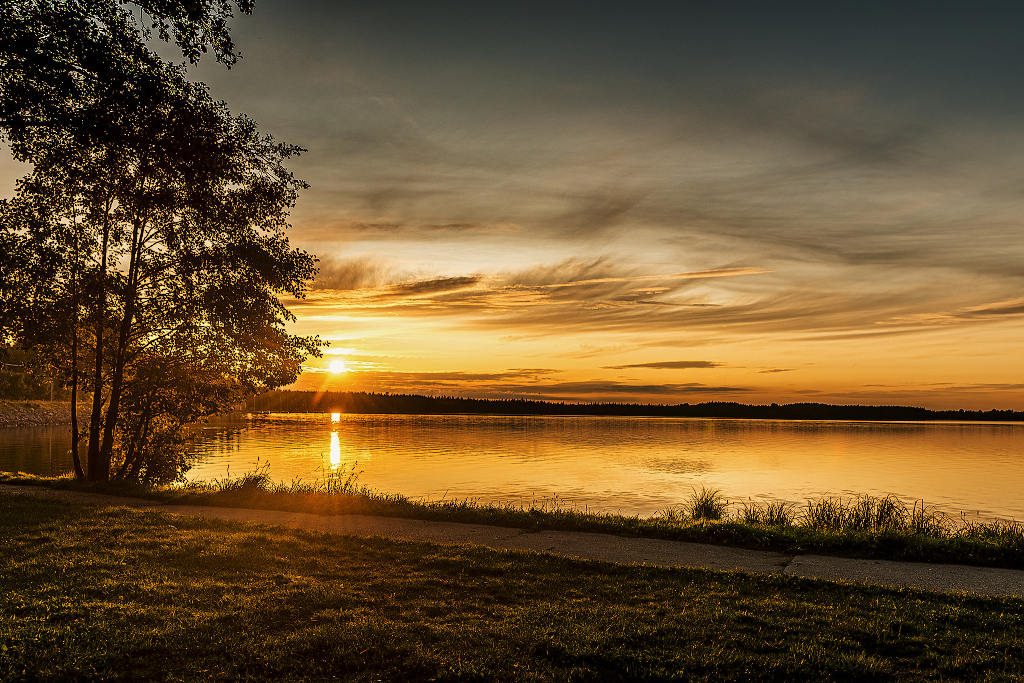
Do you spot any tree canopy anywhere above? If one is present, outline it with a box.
[1,0,251,148]
[0,0,323,482]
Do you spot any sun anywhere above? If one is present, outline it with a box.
[328,360,347,374]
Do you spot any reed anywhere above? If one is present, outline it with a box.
[742,499,797,527]
[684,486,729,521]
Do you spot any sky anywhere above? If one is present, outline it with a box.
[6,1,1024,409]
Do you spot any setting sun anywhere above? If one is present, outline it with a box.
[328,360,347,374]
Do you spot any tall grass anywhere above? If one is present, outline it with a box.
[190,458,367,497]
[742,500,797,527]
[4,466,1024,568]
[183,466,1024,552]
[725,491,1024,547]
[685,486,729,521]
[801,495,967,536]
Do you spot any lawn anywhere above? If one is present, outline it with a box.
[2,493,1023,681]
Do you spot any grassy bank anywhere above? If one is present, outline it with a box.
[3,471,1024,570]
[2,493,1024,682]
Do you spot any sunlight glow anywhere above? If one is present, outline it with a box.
[328,360,347,374]
[331,412,341,423]
[329,432,341,468]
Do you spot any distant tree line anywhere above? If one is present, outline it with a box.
[245,391,1024,422]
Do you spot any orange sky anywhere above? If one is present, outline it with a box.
[4,2,1024,410]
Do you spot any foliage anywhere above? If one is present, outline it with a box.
[3,493,1024,682]
[0,0,252,150]
[802,496,951,535]
[0,1,322,483]
[0,347,61,400]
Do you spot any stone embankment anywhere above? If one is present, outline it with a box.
[0,400,89,427]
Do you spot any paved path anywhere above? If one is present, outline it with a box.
[3,484,1023,598]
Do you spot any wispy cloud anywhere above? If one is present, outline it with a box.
[602,360,721,370]
[536,267,770,289]
[293,260,1024,346]
[384,276,482,297]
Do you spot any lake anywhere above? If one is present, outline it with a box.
[2,413,1021,520]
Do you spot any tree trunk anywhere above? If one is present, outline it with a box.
[98,215,144,478]
[115,388,153,481]
[69,221,85,480]
[86,209,111,480]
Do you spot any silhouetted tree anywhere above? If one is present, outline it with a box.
[1,1,322,483]
[1,0,252,145]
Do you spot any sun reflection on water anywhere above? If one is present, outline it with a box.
[329,432,341,468]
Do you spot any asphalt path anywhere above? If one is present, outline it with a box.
[3,484,1022,597]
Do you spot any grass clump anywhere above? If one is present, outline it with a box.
[206,459,365,497]
[3,492,1024,682]
[685,486,729,521]
[742,500,797,527]
[803,496,950,535]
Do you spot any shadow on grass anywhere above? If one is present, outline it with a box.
[3,494,1023,682]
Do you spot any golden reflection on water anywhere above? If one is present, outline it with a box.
[329,432,341,469]
[183,414,1024,521]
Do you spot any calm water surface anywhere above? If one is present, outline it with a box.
[3,413,1021,520]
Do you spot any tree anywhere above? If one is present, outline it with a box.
[1,1,323,483]
[1,0,252,145]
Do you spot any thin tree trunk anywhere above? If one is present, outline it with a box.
[125,405,155,483]
[98,214,144,477]
[69,220,85,480]
[87,209,111,480]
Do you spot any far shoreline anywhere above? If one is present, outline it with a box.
[244,389,1024,423]
[4,394,1024,427]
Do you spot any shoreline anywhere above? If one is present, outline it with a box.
[0,400,89,428]
[4,472,1022,570]
[3,483,1023,597]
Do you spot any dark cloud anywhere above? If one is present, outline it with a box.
[602,360,721,370]
[549,188,647,236]
[385,276,482,297]
[489,381,751,397]
[758,368,796,374]
[356,368,563,384]
[953,299,1024,319]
